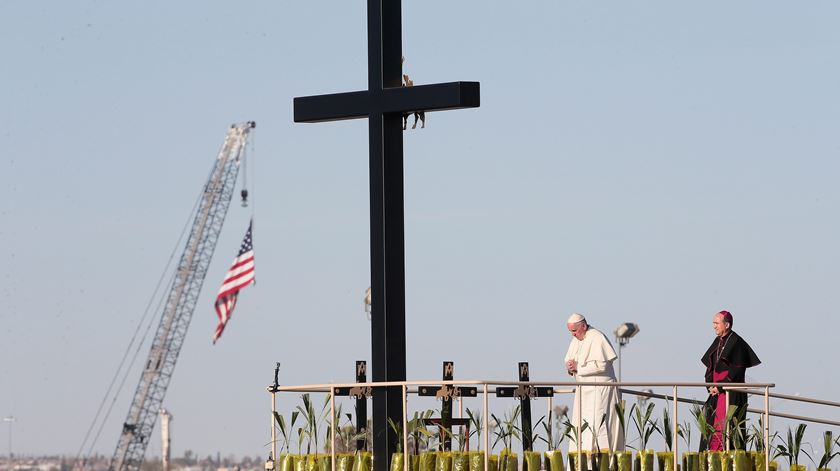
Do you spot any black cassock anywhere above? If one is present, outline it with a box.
[699,330,761,451]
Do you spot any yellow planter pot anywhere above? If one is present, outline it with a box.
[729,450,750,471]
[468,452,486,471]
[498,451,518,471]
[278,454,295,471]
[419,452,437,471]
[318,454,334,471]
[682,452,699,471]
[437,452,453,471]
[697,452,708,471]
[524,451,542,471]
[656,452,675,471]
[614,451,633,471]
[544,450,565,471]
[453,452,470,471]
[588,451,611,471]
[391,453,419,471]
[789,465,806,471]
[352,451,373,471]
[567,451,582,471]
[336,454,355,471]
[636,450,655,471]
[705,452,724,471]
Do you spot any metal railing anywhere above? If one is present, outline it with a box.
[267,379,838,471]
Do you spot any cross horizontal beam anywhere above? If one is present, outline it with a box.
[294,81,480,123]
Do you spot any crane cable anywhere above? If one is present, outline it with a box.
[73,157,218,471]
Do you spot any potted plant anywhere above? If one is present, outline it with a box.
[539,408,569,471]
[629,403,659,471]
[656,405,677,471]
[491,406,520,471]
[465,408,495,471]
[773,424,811,471]
[678,417,699,471]
[813,431,839,471]
[745,416,777,471]
[562,417,589,471]
[517,414,546,471]
[690,404,714,471]
[587,413,610,471]
[613,402,632,471]
[274,411,301,471]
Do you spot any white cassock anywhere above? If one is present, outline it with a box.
[565,327,625,452]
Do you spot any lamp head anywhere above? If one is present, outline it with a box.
[614,322,640,339]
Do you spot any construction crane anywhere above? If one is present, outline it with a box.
[109,121,256,471]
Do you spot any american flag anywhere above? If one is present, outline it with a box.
[212,220,255,344]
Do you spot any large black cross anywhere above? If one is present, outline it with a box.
[418,361,477,451]
[293,2,479,471]
[333,361,371,451]
[496,362,554,455]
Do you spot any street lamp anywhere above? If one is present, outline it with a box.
[613,323,640,382]
[2,416,15,463]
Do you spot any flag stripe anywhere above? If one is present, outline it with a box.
[212,221,255,344]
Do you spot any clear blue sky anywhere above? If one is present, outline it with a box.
[1,0,838,462]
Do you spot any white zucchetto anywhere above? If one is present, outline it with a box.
[567,313,585,324]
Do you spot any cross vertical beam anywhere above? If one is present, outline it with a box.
[355,361,369,452]
[293,0,480,469]
[368,2,406,464]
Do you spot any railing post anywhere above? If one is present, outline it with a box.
[271,390,277,469]
[403,384,409,471]
[547,395,553,450]
[331,387,336,471]
[483,383,489,471]
[764,387,770,471]
[576,385,582,471]
[724,388,730,452]
[673,386,678,471]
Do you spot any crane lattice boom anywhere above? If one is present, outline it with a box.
[109,122,255,471]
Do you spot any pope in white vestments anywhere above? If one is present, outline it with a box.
[564,313,625,453]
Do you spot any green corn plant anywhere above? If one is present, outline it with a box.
[323,402,343,453]
[442,423,470,452]
[296,393,331,454]
[297,426,306,455]
[690,404,714,448]
[773,423,811,468]
[295,393,315,453]
[722,405,747,450]
[513,414,546,451]
[746,416,776,452]
[491,405,521,452]
[539,410,569,450]
[562,417,589,451]
[466,408,484,451]
[387,416,405,453]
[615,402,628,445]
[813,431,840,469]
[409,409,435,454]
[273,410,300,453]
[629,402,659,451]
[677,418,692,451]
[589,412,608,452]
[659,404,674,452]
